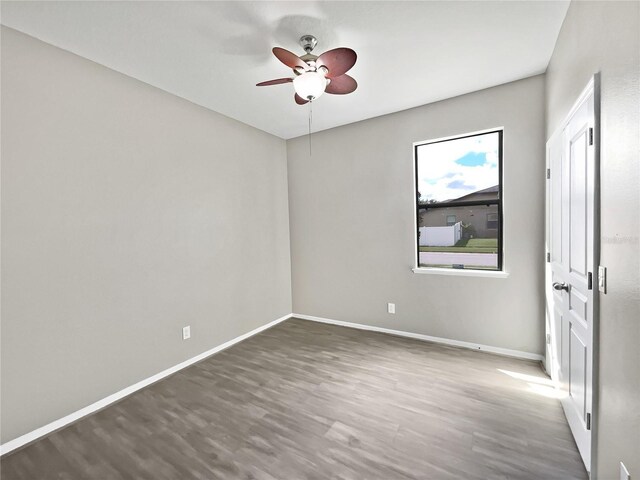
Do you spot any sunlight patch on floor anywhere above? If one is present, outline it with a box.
[498,369,566,398]
[498,368,554,386]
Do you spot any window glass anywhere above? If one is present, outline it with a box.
[416,132,500,204]
[415,130,503,271]
[418,205,499,270]
[487,213,499,229]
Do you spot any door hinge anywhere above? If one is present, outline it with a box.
[587,272,593,290]
[586,412,591,430]
[589,127,594,146]
[546,252,551,263]
[546,168,551,179]
[546,333,551,345]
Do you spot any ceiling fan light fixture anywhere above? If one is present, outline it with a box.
[293,71,327,101]
[257,38,357,105]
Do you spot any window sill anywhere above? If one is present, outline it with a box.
[412,267,509,278]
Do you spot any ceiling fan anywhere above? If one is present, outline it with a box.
[256,35,357,105]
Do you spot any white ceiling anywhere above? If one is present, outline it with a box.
[1,1,569,139]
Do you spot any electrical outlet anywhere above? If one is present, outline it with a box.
[598,266,607,293]
[620,462,630,480]
[387,303,396,314]
[182,326,191,340]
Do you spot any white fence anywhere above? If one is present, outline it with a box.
[419,222,462,247]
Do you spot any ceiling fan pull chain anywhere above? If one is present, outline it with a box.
[308,100,313,156]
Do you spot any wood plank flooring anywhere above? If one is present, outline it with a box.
[1,319,587,479]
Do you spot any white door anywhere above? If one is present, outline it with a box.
[546,79,597,471]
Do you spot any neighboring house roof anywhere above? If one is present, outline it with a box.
[418,185,499,207]
[444,185,499,202]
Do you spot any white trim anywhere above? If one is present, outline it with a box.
[0,313,293,456]
[562,76,596,128]
[412,267,509,278]
[294,313,543,362]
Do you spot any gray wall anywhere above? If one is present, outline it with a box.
[1,27,292,443]
[545,2,640,478]
[288,75,546,355]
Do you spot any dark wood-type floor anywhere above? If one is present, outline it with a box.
[2,319,587,479]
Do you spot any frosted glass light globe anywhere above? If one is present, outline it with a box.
[293,71,327,101]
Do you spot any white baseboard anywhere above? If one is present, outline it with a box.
[0,313,293,456]
[293,313,544,362]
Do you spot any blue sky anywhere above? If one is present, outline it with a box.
[455,151,488,167]
[417,132,499,202]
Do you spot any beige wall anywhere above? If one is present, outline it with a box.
[545,2,640,478]
[287,75,546,355]
[0,27,292,443]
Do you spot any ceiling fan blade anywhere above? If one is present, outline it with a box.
[272,47,307,70]
[294,93,309,105]
[256,78,293,86]
[325,74,357,95]
[316,48,357,78]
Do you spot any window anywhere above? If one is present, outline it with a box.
[415,129,503,271]
[486,213,499,229]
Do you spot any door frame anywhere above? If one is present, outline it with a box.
[545,74,601,475]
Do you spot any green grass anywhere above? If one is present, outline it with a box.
[419,238,498,253]
[455,238,497,248]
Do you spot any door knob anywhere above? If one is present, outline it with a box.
[553,282,569,292]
